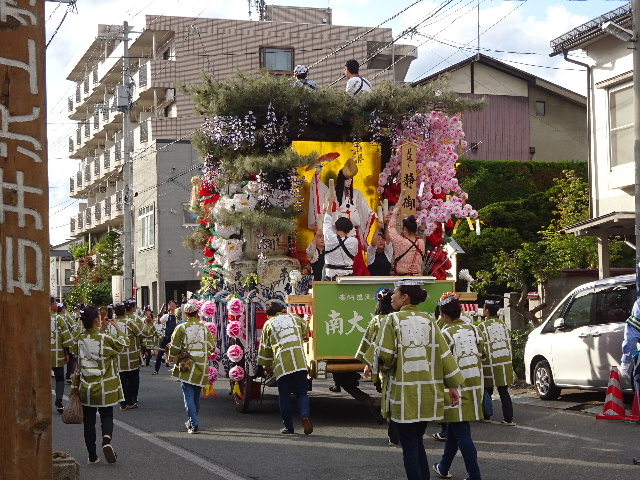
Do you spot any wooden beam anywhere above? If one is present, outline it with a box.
[0,1,52,477]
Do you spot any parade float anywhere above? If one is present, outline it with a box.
[184,73,483,412]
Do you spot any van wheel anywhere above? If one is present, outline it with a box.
[533,360,560,400]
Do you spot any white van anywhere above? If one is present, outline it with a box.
[524,274,635,399]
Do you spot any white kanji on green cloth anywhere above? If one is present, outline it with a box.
[51,313,73,368]
[258,312,308,380]
[477,316,514,388]
[168,320,216,387]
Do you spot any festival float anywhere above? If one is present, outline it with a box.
[183,73,483,412]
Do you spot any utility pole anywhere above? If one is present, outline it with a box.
[122,21,133,300]
[0,1,52,477]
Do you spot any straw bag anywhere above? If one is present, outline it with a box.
[62,354,83,424]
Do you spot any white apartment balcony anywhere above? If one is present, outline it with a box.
[75,211,85,236]
[70,216,76,236]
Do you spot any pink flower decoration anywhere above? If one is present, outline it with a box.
[377,187,385,194]
[209,346,220,361]
[208,366,219,383]
[229,365,245,382]
[227,298,245,316]
[226,321,243,338]
[227,344,244,363]
[200,301,217,318]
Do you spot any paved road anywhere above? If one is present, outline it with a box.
[52,368,640,479]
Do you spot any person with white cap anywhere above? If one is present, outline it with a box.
[293,64,318,90]
[258,298,313,435]
[367,279,463,480]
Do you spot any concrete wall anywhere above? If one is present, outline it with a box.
[528,84,587,162]
[586,35,635,217]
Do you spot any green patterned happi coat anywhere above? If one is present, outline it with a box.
[51,313,73,368]
[441,319,484,422]
[371,305,464,423]
[258,313,309,380]
[477,316,514,388]
[106,316,153,371]
[169,320,217,387]
[75,329,129,407]
[355,314,386,365]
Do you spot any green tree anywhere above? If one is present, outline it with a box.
[65,233,122,307]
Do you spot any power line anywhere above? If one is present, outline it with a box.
[46,0,77,49]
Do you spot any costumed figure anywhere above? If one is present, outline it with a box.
[308,158,375,276]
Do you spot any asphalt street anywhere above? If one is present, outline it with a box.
[52,367,640,479]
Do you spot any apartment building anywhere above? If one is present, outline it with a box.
[66,6,417,309]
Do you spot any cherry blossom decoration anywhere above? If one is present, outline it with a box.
[227,344,244,363]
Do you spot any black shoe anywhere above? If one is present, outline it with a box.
[302,417,313,435]
[102,444,117,464]
[633,457,640,465]
[329,385,341,393]
[188,426,199,434]
[55,400,64,414]
[280,427,295,434]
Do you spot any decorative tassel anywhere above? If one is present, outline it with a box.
[453,219,461,235]
[475,219,481,235]
[466,217,474,230]
[232,381,243,398]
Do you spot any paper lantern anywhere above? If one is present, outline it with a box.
[226,321,243,338]
[227,344,244,363]
[229,365,245,382]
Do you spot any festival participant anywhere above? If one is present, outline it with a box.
[104,303,145,410]
[167,299,216,434]
[620,297,640,466]
[356,288,399,446]
[322,198,358,281]
[344,59,372,97]
[74,305,129,465]
[432,293,483,480]
[51,297,73,414]
[141,307,156,367]
[367,280,463,480]
[306,228,325,282]
[292,64,319,90]
[258,299,313,435]
[154,300,179,373]
[367,227,393,276]
[478,300,515,426]
[387,205,425,276]
[308,158,375,273]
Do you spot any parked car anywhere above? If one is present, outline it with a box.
[525,274,635,399]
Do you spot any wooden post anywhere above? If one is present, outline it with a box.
[0,1,52,478]
[400,142,418,218]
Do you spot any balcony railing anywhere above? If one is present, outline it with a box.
[69,137,74,153]
[140,120,148,143]
[70,178,74,193]
[83,76,89,94]
[104,150,111,170]
[92,65,98,84]
[115,191,123,211]
[70,217,76,234]
[68,97,73,112]
[84,164,91,184]
[94,203,101,222]
[93,111,99,129]
[85,209,92,226]
[93,157,100,176]
[77,213,83,230]
[139,61,148,88]
[75,84,80,102]
[76,171,82,188]
[104,196,111,216]
[84,122,89,138]
[115,141,121,162]
[76,128,81,145]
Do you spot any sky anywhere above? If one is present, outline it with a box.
[45,0,631,245]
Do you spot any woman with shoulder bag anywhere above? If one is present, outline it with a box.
[167,299,216,434]
[74,306,129,465]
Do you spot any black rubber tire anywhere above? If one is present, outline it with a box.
[533,359,561,400]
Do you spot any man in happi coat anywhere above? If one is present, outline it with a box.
[51,297,73,414]
[258,299,313,435]
[477,300,515,425]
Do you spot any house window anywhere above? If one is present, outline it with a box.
[609,84,633,167]
[64,269,72,285]
[536,101,545,116]
[138,203,155,249]
[183,204,199,226]
[259,47,294,73]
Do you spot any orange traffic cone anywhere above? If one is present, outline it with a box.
[625,390,640,423]
[596,366,626,420]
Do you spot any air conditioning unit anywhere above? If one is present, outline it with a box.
[166,88,175,102]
